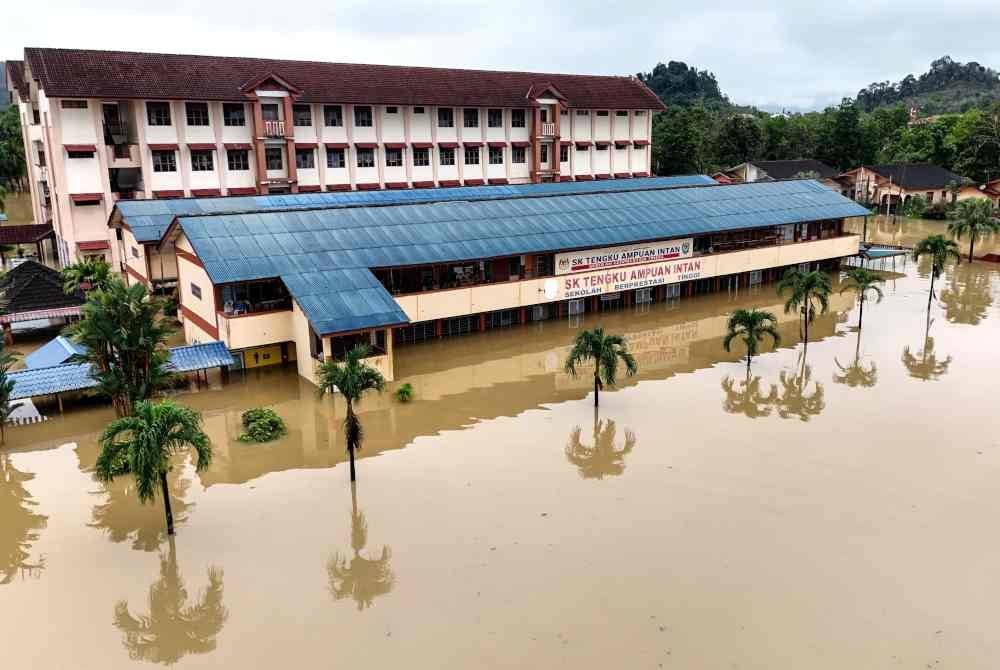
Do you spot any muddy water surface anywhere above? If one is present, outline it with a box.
[3,222,1000,668]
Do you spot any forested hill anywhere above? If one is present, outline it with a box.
[636,61,731,109]
[855,56,1000,114]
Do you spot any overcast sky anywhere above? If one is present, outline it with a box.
[4,0,1000,111]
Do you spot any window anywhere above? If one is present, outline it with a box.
[539,109,548,123]
[749,270,763,286]
[439,147,455,166]
[596,144,609,151]
[463,108,479,128]
[152,150,176,172]
[413,147,430,166]
[596,110,609,117]
[539,144,548,164]
[147,102,171,126]
[385,106,398,114]
[385,147,403,167]
[413,106,425,114]
[438,108,454,128]
[512,146,526,164]
[356,147,375,168]
[67,150,95,159]
[295,148,315,169]
[261,104,280,121]
[265,147,283,170]
[354,106,373,127]
[223,103,246,126]
[324,105,343,127]
[616,110,628,117]
[293,104,312,127]
[60,99,87,109]
[131,246,140,259]
[227,149,249,171]
[190,283,202,300]
[576,109,589,117]
[326,148,345,168]
[186,102,210,126]
[488,146,503,165]
[464,146,480,165]
[635,110,645,117]
[488,109,502,128]
[559,145,569,162]
[190,149,214,171]
[511,109,526,128]
[561,109,569,116]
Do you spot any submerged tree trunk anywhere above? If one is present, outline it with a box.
[928,272,937,311]
[593,371,600,407]
[969,237,976,263]
[346,401,358,482]
[858,294,865,329]
[160,472,175,536]
[746,353,752,376]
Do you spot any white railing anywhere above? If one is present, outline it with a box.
[264,120,286,137]
[540,122,555,136]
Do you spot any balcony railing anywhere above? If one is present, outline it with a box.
[263,120,286,138]
[540,122,556,136]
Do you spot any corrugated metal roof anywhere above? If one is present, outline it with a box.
[24,336,87,369]
[175,180,870,335]
[114,176,718,242]
[165,341,236,372]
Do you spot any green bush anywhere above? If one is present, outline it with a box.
[902,195,928,218]
[237,407,287,443]
[394,383,414,403]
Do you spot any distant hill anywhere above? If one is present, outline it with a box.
[855,56,1000,114]
[636,61,731,109]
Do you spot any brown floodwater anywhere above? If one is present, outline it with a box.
[4,218,1000,668]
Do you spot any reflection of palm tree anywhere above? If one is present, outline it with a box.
[720,375,778,419]
[775,360,825,421]
[940,270,993,325]
[327,484,394,610]
[833,331,877,389]
[90,467,193,552]
[0,454,48,583]
[564,410,637,478]
[113,538,228,665]
[902,336,952,381]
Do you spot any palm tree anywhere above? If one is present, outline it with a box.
[327,483,394,610]
[113,538,227,664]
[833,329,877,389]
[721,375,778,419]
[776,269,832,345]
[317,344,386,483]
[912,234,961,310]
[839,267,884,329]
[947,198,1000,262]
[64,278,174,417]
[61,258,113,294]
[563,327,638,407]
[564,412,637,479]
[901,336,952,381]
[0,342,23,444]
[95,400,212,536]
[775,360,825,422]
[722,308,781,376]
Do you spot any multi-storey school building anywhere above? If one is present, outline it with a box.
[5,48,664,268]
[109,178,868,383]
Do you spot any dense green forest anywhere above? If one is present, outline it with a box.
[641,57,1000,183]
[855,56,1000,114]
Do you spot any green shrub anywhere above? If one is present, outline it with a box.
[902,195,928,218]
[237,407,287,443]
[394,383,414,403]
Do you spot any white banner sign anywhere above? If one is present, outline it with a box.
[557,257,710,299]
[555,238,693,275]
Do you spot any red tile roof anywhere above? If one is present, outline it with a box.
[21,47,666,110]
[5,61,27,101]
[0,224,55,245]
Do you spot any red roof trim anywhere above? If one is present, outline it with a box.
[594,173,612,180]
[411,142,433,149]
[412,180,435,188]
[326,183,351,191]
[356,182,380,191]
[238,70,302,95]
[632,171,650,177]
[463,141,483,148]
[438,142,459,149]
[487,178,509,185]
[70,193,102,203]
[149,143,179,151]
[294,142,318,149]
[464,178,485,186]
[632,139,650,146]
[594,141,611,147]
[559,140,572,146]
[384,182,409,189]
[384,142,407,149]
[559,175,573,182]
[487,141,506,148]
[187,143,216,151]
[297,184,321,192]
[227,186,257,195]
[614,141,630,148]
[438,179,460,187]
[575,174,594,181]
[324,142,349,149]
[511,141,531,148]
[190,188,221,197]
[614,172,632,178]
[224,143,252,150]
[354,142,378,149]
[77,240,110,250]
[153,189,185,198]
[575,141,592,148]
[64,144,97,153]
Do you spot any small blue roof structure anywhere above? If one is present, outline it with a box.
[112,175,718,243]
[173,179,870,334]
[165,341,235,373]
[0,213,7,222]
[24,335,87,369]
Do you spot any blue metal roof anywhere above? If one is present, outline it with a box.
[114,176,717,242]
[165,341,236,373]
[175,180,870,335]
[24,335,87,369]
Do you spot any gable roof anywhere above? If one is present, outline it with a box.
[0,260,84,315]
[24,335,87,369]
[750,159,839,181]
[4,60,26,101]
[864,164,966,190]
[22,47,665,110]
[173,180,870,335]
[113,175,718,244]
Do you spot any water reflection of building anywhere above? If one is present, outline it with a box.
[0,453,47,583]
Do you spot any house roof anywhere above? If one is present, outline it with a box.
[0,224,55,245]
[749,159,839,181]
[24,335,87,369]
[165,341,236,373]
[863,164,966,190]
[172,179,870,335]
[22,47,666,110]
[5,60,26,101]
[0,260,84,316]
[112,176,717,244]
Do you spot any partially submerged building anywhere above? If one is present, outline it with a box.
[107,178,869,384]
[839,163,966,210]
[722,159,841,192]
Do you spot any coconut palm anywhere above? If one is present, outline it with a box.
[113,538,228,664]
[327,484,394,610]
[0,453,48,584]
[564,412,637,479]
[317,344,386,483]
[839,267,884,329]
[720,375,778,419]
[563,327,638,407]
[95,400,212,536]
[947,198,1000,262]
[776,269,832,345]
[61,258,113,294]
[722,308,781,375]
[901,336,952,381]
[775,360,825,422]
[0,342,23,444]
[912,234,961,310]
